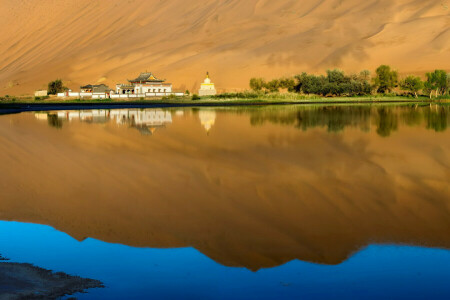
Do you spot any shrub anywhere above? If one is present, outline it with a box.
[48,79,66,95]
[34,96,50,101]
[192,94,201,100]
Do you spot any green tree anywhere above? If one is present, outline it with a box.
[249,78,266,91]
[400,76,423,98]
[264,79,280,92]
[47,79,66,95]
[425,70,448,98]
[359,70,371,81]
[373,65,398,93]
[278,77,296,92]
[327,69,347,84]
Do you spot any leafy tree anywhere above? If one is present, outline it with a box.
[373,65,398,93]
[400,76,423,98]
[278,77,296,92]
[249,78,266,91]
[47,79,66,95]
[359,70,371,81]
[192,94,200,100]
[425,70,448,98]
[327,69,347,84]
[265,79,281,92]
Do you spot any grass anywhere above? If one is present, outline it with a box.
[0,93,449,109]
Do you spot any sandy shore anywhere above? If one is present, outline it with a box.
[0,257,103,300]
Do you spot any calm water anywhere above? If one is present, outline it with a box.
[0,104,449,299]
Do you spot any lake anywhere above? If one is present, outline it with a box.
[0,104,449,299]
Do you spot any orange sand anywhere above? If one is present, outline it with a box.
[0,0,449,95]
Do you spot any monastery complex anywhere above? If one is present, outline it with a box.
[55,71,217,99]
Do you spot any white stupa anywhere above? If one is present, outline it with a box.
[198,72,217,96]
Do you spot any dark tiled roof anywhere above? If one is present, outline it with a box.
[128,72,165,83]
[80,84,111,93]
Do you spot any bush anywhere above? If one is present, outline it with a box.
[34,96,50,101]
[48,79,66,95]
[192,94,201,100]
[212,92,259,99]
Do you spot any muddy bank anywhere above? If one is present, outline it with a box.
[0,259,103,300]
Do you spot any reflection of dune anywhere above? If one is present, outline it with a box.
[0,108,449,270]
[0,0,449,95]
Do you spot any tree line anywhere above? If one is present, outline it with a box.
[250,66,450,98]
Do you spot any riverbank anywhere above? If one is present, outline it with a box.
[0,258,103,299]
[0,96,447,113]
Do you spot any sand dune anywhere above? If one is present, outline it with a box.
[0,0,449,94]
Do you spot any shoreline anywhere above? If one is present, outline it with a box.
[0,258,103,299]
[0,98,444,113]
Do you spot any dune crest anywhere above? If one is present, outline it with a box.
[0,0,449,95]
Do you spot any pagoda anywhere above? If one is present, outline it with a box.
[198,72,217,96]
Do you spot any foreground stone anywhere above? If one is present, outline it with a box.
[0,262,103,300]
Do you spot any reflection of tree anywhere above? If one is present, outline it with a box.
[401,106,423,127]
[376,108,398,137]
[47,114,62,129]
[426,106,448,132]
[248,105,450,135]
[250,106,372,133]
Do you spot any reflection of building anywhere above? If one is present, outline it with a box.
[198,72,217,96]
[199,110,216,134]
[34,109,172,135]
[34,113,48,120]
[111,110,173,135]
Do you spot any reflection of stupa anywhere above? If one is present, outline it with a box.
[199,110,216,134]
[198,72,217,96]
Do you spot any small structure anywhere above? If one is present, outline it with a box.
[198,72,217,96]
[115,72,173,97]
[80,84,111,94]
[34,90,48,97]
[80,84,112,99]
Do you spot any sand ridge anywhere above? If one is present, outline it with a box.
[0,0,449,93]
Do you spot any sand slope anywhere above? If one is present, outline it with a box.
[0,0,449,95]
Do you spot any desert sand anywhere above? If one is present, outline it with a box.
[0,0,449,95]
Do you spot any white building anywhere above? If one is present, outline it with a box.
[115,72,175,97]
[57,72,184,99]
[198,72,217,96]
[34,90,48,97]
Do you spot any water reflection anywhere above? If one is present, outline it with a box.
[0,104,449,271]
[249,104,449,136]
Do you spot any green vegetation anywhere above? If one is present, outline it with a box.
[372,65,398,93]
[192,94,201,100]
[47,79,66,95]
[400,76,423,98]
[249,65,450,100]
[34,95,50,101]
[425,70,449,98]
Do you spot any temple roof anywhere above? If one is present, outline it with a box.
[128,72,165,83]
